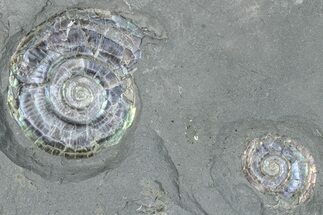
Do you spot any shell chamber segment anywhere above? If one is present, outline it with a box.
[242,134,317,208]
[7,8,144,158]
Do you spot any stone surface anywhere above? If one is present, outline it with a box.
[0,0,323,214]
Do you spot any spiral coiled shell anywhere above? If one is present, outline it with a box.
[7,9,143,158]
[242,134,317,207]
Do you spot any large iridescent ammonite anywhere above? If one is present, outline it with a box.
[242,134,317,207]
[7,8,143,158]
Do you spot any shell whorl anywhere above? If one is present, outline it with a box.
[7,8,143,158]
[242,134,317,207]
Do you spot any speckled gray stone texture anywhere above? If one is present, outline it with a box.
[0,0,323,214]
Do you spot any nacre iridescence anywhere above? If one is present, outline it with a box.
[242,134,317,207]
[7,9,143,158]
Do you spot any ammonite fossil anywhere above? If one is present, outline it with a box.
[7,8,143,158]
[210,118,322,213]
[242,134,317,207]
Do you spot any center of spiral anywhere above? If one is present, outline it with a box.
[73,85,93,102]
[63,76,95,109]
[261,156,282,177]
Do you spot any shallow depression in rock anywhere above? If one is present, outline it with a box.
[0,8,144,182]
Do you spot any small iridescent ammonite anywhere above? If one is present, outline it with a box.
[242,134,317,207]
[7,8,143,158]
